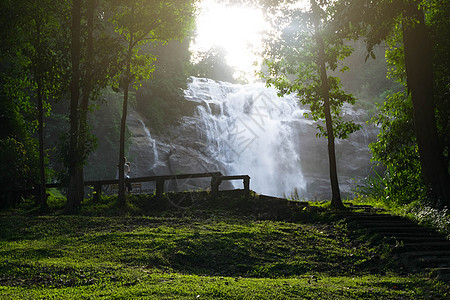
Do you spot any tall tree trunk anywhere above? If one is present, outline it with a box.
[66,0,82,212]
[311,0,343,208]
[118,38,133,206]
[402,3,450,207]
[78,0,97,199]
[34,20,48,210]
[36,79,47,210]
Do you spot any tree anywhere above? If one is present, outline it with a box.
[0,0,38,208]
[109,0,195,206]
[65,0,123,212]
[74,0,121,210]
[0,38,40,208]
[28,0,69,210]
[334,0,450,206]
[369,90,427,204]
[261,0,360,208]
[75,0,97,210]
[66,0,83,212]
[402,1,449,207]
[1,0,124,211]
[0,0,69,209]
[191,46,237,83]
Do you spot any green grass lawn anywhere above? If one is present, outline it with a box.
[0,194,448,299]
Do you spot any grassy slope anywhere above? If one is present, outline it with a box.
[0,194,448,299]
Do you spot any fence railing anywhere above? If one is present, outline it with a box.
[8,173,251,205]
[83,172,250,200]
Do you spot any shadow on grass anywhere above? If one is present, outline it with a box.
[0,192,413,282]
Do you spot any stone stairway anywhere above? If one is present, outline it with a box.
[248,197,450,281]
[342,207,450,282]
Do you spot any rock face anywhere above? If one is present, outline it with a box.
[297,117,378,200]
[127,77,379,199]
[127,110,233,193]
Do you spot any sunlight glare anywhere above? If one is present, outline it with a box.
[192,0,269,82]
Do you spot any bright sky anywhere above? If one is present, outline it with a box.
[191,0,269,82]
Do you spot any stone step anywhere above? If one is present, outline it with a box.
[347,217,406,224]
[417,256,450,268]
[336,211,384,218]
[367,226,434,234]
[345,214,402,220]
[430,268,450,281]
[398,242,450,252]
[423,263,450,269]
[386,236,447,243]
[377,232,445,240]
[340,210,450,282]
[418,256,450,264]
[347,205,386,211]
[400,250,450,259]
[350,221,418,228]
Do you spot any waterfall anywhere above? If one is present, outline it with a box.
[128,77,377,199]
[184,77,307,198]
[138,119,160,167]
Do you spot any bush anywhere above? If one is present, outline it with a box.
[408,205,450,238]
[367,91,427,205]
[0,137,39,208]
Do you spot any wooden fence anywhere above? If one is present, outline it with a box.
[84,172,250,200]
[7,173,250,206]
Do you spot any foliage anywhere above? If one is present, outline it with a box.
[260,0,362,207]
[0,0,66,208]
[47,89,132,183]
[136,40,193,133]
[0,137,39,208]
[367,91,426,205]
[333,0,450,206]
[409,205,450,239]
[428,0,450,170]
[0,56,34,139]
[58,129,98,172]
[355,168,388,202]
[0,76,39,194]
[358,0,449,206]
[260,2,360,139]
[109,0,195,204]
[191,46,237,83]
[109,0,195,92]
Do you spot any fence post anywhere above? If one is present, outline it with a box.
[211,174,221,197]
[243,176,250,199]
[93,184,101,201]
[156,179,164,199]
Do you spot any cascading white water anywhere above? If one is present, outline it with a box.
[184,77,307,197]
[138,119,160,167]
